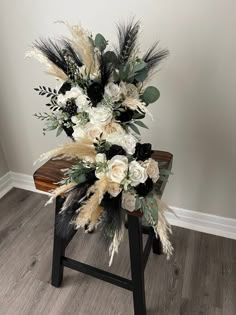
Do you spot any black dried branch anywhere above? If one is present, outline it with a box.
[34,86,58,97]
[116,20,140,65]
[34,39,68,74]
[143,42,169,72]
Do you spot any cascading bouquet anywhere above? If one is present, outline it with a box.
[27,20,173,265]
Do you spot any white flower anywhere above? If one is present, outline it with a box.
[104,82,121,101]
[57,86,84,106]
[72,125,86,141]
[75,94,90,112]
[121,134,137,155]
[129,160,148,186]
[106,133,137,155]
[107,182,122,197]
[95,153,106,164]
[142,158,160,183]
[107,155,128,184]
[122,191,136,212]
[89,105,113,126]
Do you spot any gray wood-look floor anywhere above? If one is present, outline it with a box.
[0,188,235,315]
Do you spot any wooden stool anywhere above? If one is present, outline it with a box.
[34,151,173,315]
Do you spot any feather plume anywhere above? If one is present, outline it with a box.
[37,138,96,163]
[100,53,113,88]
[25,48,67,81]
[61,39,83,68]
[75,176,109,228]
[116,20,140,64]
[33,39,69,75]
[56,181,94,239]
[143,42,169,73]
[154,197,173,259]
[65,23,99,74]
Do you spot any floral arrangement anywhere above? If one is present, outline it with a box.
[27,20,173,265]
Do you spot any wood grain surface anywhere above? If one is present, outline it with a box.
[0,188,235,314]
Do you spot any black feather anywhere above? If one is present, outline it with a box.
[61,39,83,68]
[116,20,140,65]
[100,53,113,88]
[143,42,169,72]
[100,193,125,240]
[34,39,68,74]
[55,179,95,240]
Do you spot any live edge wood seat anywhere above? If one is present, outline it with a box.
[34,150,173,315]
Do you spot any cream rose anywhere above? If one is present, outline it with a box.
[107,182,122,197]
[142,158,160,183]
[85,123,105,140]
[121,191,136,212]
[129,160,148,186]
[107,155,128,184]
[95,153,107,164]
[89,105,113,126]
[104,82,121,101]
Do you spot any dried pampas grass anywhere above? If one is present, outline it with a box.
[75,176,109,229]
[45,182,77,206]
[37,138,96,163]
[154,197,174,259]
[64,22,99,75]
[25,48,67,81]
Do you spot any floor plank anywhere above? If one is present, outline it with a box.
[0,188,235,315]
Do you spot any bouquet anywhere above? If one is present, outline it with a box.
[27,20,173,265]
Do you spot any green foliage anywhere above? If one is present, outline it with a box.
[128,122,141,135]
[95,33,108,52]
[118,60,148,83]
[62,162,94,185]
[140,193,158,226]
[134,120,148,129]
[142,86,160,104]
[94,134,111,153]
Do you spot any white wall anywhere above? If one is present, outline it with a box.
[0,141,8,177]
[0,0,236,219]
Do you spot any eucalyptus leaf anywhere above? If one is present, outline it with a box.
[134,120,148,129]
[134,68,148,82]
[142,86,160,104]
[129,123,141,135]
[133,61,146,73]
[95,33,107,52]
[56,125,63,136]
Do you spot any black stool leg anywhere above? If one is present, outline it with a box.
[51,196,66,287]
[152,232,163,255]
[128,215,146,315]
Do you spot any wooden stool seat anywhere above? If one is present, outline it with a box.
[34,150,173,315]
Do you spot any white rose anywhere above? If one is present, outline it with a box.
[121,191,136,212]
[89,105,113,126]
[106,133,137,155]
[72,125,86,141]
[75,94,90,112]
[85,123,105,140]
[142,158,160,183]
[107,155,128,184]
[129,160,148,187]
[121,134,137,155]
[107,182,122,197]
[104,82,121,101]
[95,153,107,164]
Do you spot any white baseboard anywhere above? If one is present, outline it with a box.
[0,172,236,240]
